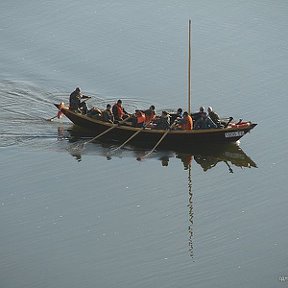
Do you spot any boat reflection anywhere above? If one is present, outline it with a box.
[67,139,257,173]
[61,126,257,258]
[62,125,257,172]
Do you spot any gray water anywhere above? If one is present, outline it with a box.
[1,1,288,287]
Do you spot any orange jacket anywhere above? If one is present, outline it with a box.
[136,111,146,124]
[180,115,193,130]
[113,103,125,119]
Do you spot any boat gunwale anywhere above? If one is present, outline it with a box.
[58,105,257,135]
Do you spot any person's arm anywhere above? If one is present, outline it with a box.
[81,95,91,99]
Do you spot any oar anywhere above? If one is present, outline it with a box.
[224,116,234,128]
[47,115,58,121]
[72,116,133,150]
[46,97,91,121]
[109,128,143,154]
[82,95,92,99]
[137,125,174,161]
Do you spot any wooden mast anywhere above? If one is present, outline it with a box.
[187,21,193,255]
[188,19,192,114]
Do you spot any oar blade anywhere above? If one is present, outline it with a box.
[139,128,171,160]
[68,142,85,154]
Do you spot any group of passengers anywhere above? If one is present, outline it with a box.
[69,87,222,131]
[192,106,222,129]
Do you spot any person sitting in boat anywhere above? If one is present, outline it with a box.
[207,106,222,128]
[101,104,114,123]
[69,87,88,114]
[143,105,156,127]
[170,108,183,123]
[153,111,171,130]
[132,110,146,128]
[176,111,193,130]
[192,106,206,123]
[194,106,217,129]
[112,99,129,121]
[87,107,102,119]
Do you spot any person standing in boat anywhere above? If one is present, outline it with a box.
[69,87,88,114]
[102,104,114,123]
[112,99,129,121]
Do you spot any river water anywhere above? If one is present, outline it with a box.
[1,1,288,288]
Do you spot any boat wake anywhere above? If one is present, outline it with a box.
[0,80,257,173]
[0,79,177,149]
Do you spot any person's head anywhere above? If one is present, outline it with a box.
[76,87,80,92]
[177,108,183,114]
[207,106,212,113]
[200,106,205,112]
[183,111,189,117]
[117,99,122,105]
[150,105,155,110]
[106,104,111,109]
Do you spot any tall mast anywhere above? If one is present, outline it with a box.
[188,19,192,114]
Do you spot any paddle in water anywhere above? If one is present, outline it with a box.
[70,116,133,152]
[47,97,91,121]
[46,110,64,121]
[137,123,176,161]
[107,127,144,156]
[46,115,58,121]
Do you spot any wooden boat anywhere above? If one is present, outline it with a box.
[54,21,256,150]
[54,103,256,150]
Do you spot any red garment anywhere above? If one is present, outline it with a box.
[136,111,146,124]
[180,115,193,130]
[113,103,125,119]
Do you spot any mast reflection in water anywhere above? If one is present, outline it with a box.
[59,126,257,258]
[66,140,256,172]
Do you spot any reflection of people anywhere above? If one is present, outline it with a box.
[159,155,169,166]
[176,153,193,170]
[66,124,257,170]
[69,87,88,114]
[194,155,218,171]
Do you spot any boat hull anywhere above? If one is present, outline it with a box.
[55,104,257,150]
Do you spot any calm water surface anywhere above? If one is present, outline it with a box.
[1,1,288,288]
